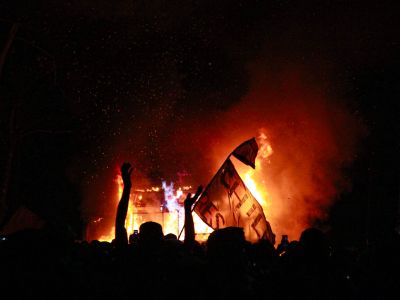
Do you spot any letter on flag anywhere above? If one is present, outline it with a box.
[194,159,275,243]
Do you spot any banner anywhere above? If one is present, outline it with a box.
[194,159,274,243]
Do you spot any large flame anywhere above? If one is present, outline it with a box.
[97,131,273,243]
[239,132,273,207]
[97,177,213,242]
[86,68,362,244]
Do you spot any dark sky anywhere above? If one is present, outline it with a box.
[0,1,398,243]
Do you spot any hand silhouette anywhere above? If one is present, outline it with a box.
[120,162,133,186]
[184,185,203,211]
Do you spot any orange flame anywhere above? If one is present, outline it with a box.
[97,131,274,243]
[97,176,213,242]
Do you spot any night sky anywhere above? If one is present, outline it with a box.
[0,1,398,244]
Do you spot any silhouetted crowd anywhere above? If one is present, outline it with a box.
[0,163,399,299]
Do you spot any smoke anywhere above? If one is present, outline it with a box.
[83,59,364,242]
[166,63,365,241]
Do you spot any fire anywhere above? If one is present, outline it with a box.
[97,177,213,242]
[88,68,362,244]
[234,132,274,237]
[97,131,273,243]
[240,132,273,209]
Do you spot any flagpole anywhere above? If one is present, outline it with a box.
[177,153,233,240]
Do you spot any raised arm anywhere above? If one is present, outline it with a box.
[184,186,203,244]
[115,162,133,246]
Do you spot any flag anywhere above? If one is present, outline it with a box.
[232,137,258,169]
[194,159,275,243]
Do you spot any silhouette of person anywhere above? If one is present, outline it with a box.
[114,162,132,247]
[183,186,203,244]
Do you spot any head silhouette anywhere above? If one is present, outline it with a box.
[164,233,178,240]
[299,227,330,261]
[138,221,164,248]
[206,227,246,262]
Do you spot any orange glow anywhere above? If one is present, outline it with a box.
[97,177,213,242]
[97,132,273,243]
[240,132,273,209]
[87,69,363,244]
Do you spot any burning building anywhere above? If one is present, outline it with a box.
[86,178,213,242]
